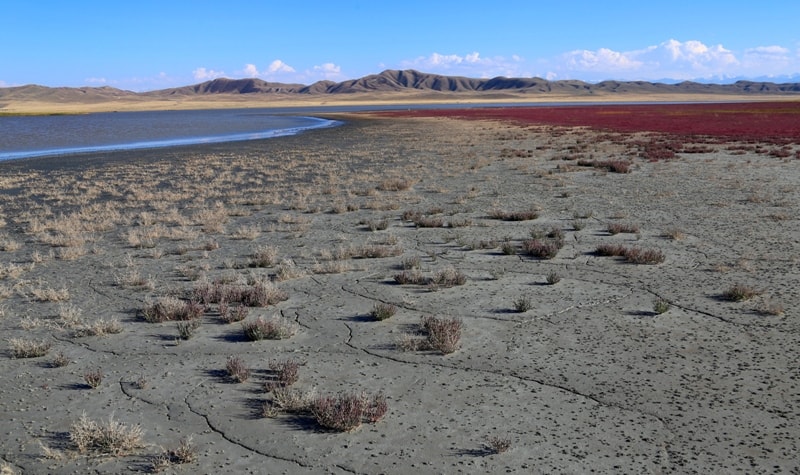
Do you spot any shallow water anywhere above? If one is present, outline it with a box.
[0,109,339,161]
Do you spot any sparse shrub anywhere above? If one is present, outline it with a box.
[653,298,671,314]
[490,207,539,221]
[275,259,306,281]
[51,352,71,368]
[75,318,123,337]
[500,241,517,255]
[142,296,204,323]
[413,215,445,228]
[722,284,760,302]
[393,269,427,285]
[69,412,144,456]
[218,302,249,323]
[430,266,467,288]
[242,315,297,341]
[486,435,512,454]
[607,222,640,235]
[513,296,533,313]
[522,239,559,259]
[421,315,463,355]
[176,319,201,340]
[246,281,289,307]
[270,386,316,413]
[624,247,665,265]
[572,219,586,231]
[266,358,300,389]
[367,218,389,231]
[9,338,52,358]
[310,391,388,432]
[663,227,686,240]
[401,256,421,270]
[225,356,250,383]
[371,302,397,321]
[379,178,414,191]
[151,436,197,472]
[250,245,278,267]
[546,271,562,285]
[83,368,104,389]
[595,243,629,257]
[756,301,784,316]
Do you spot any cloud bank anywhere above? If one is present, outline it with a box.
[399,39,799,82]
[138,39,800,91]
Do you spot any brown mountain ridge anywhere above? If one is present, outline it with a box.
[2,69,799,111]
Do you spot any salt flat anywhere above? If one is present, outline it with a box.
[0,113,797,474]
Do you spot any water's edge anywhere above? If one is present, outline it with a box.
[0,116,340,161]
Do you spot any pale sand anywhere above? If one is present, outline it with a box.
[3,91,800,114]
[0,113,798,474]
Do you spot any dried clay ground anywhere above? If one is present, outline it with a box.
[0,113,798,474]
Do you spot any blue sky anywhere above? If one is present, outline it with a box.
[2,1,799,91]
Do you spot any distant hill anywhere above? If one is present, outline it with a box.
[2,69,800,107]
[143,70,800,96]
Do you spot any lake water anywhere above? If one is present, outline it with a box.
[0,108,342,161]
[0,102,612,162]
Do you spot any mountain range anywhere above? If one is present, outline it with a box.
[3,69,800,104]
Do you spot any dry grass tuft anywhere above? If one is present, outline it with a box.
[242,315,298,341]
[9,338,52,358]
[69,412,144,456]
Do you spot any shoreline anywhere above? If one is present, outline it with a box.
[2,92,799,115]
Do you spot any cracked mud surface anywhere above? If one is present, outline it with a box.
[1,113,798,473]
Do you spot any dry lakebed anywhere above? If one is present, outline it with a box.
[0,106,799,474]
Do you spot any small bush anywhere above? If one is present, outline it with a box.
[486,435,512,454]
[490,207,539,221]
[624,247,665,265]
[50,352,71,368]
[370,302,397,321]
[242,315,297,341]
[271,386,315,413]
[546,271,562,285]
[500,241,517,255]
[267,358,300,388]
[142,297,204,323]
[218,302,249,323]
[595,243,628,257]
[607,222,640,235]
[9,338,52,358]
[250,245,278,267]
[653,298,671,314]
[151,436,196,472]
[430,266,467,288]
[512,296,533,313]
[69,412,144,456]
[84,368,104,389]
[393,269,427,285]
[176,319,201,340]
[310,391,388,432]
[722,284,760,302]
[421,316,463,355]
[225,356,250,383]
[522,239,559,259]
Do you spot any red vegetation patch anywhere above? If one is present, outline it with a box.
[378,102,800,142]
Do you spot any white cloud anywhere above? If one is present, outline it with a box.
[243,64,259,77]
[85,77,107,84]
[267,60,295,74]
[193,67,226,81]
[312,62,343,79]
[400,51,525,78]
[0,80,7,87]
[552,39,775,81]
